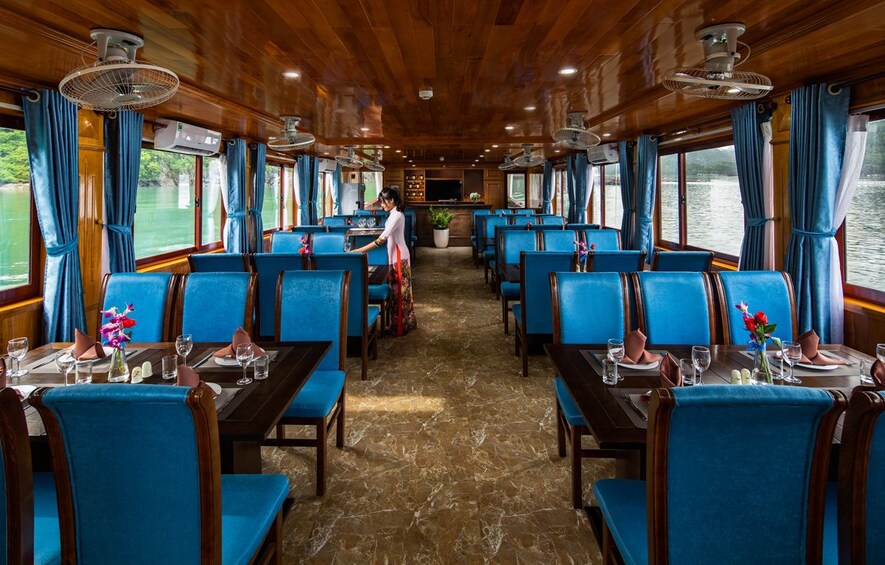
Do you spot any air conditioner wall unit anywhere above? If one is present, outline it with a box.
[586,143,619,165]
[154,119,222,156]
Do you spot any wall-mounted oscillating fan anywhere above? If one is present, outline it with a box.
[662,23,773,100]
[267,116,315,151]
[512,144,546,168]
[553,112,600,150]
[498,153,517,171]
[336,146,364,169]
[362,151,385,172]
[59,29,179,111]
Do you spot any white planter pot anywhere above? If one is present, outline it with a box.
[433,228,450,248]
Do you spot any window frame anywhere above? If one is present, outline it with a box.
[506,171,527,209]
[262,159,290,234]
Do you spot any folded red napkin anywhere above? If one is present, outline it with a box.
[797,330,848,365]
[175,365,219,398]
[72,328,107,360]
[659,353,683,388]
[623,330,663,365]
[214,327,265,358]
[871,359,885,387]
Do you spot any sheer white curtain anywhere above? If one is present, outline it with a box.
[584,165,596,223]
[220,154,230,249]
[760,120,775,270]
[829,114,869,343]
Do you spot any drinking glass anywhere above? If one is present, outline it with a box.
[691,346,710,385]
[75,361,93,384]
[782,341,802,384]
[877,343,885,364]
[175,334,193,367]
[367,217,376,228]
[859,359,874,386]
[236,343,254,386]
[161,355,179,381]
[253,354,269,380]
[607,338,625,382]
[679,358,696,386]
[601,358,618,385]
[55,351,75,386]
[357,217,367,228]
[7,337,29,378]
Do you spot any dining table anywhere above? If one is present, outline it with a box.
[16,340,331,474]
[367,264,390,285]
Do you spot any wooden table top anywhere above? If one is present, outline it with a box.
[367,265,390,285]
[501,264,521,283]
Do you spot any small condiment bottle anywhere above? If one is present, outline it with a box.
[730,370,742,385]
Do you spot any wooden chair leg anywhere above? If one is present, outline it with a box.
[484,261,489,284]
[276,423,285,439]
[361,334,368,381]
[514,327,520,357]
[601,521,618,565]
[336,392,345,448]
[556,403,566,457]
[270,511,283,565]
[521,330,529,378]
[502,298,509,334]
[316,417,327,496]
[571,425,582,509]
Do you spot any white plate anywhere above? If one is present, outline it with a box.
[619,360,661,371]
[214,355,251,367]
[205,382,222,395]
[796,352,846,371]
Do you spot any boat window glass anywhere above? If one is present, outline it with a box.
[363,171,381,206]
[0,126,35,298]
[684,145,743,258]
[559,170,570,217]
[590,166,601,224]
[659,154,680,244]
[282,166,294,227]
[844,118,884,297]
[201,156,223,246]
[603,163,621,229]
[528,173,543,209]
[508,173,526,208]
[263,163,281,231]
[135,149,197,260]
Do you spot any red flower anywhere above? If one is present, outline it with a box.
[121,318,136,328]
[753,311,768,325]
[590,244,596,250]
[743,317,757,332]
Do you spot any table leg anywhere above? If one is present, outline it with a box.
[221,440,263,474]
[614,448,645,479]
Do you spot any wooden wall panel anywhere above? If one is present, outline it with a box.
[845,301,885,356]
[0,299,42,347]
[770,94,792,271]
[78,110,104,335]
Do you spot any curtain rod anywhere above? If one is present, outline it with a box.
[658,126,733,148]
[0,84,40,102]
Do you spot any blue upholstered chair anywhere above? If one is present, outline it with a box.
[594,386,844,565]
[530,223,565,231]
[538,230,577,253]
[550,272,630,508]
[512,208,535,216]
[324,225,352,235]
[292,225,327,234]
[633,272,715,346]
[513,252,575,377]
[497,230,538,334]
[651,250,714,272]
[311,232,347,254]
[179,272,256,342]
[269,270,349,496]
[510,215,534,227]
[354,209,374,215]
[99,272,175,342]
[539,215,566,226]
[568,223,600,230]
[271,231,310,253]
[187,253,249,273]
[715,271,797,344]
[350,234,390,328]
[481,216,508,285]
[250,253,306,338]
[312,253,380,380]
[352,235,388,266]
[322,216,348,227]
[403,208,417,252]
[471,209,493,263]
[582,228,620,250]
[497,208,514,215]
[0,387,60,565]
[30,384,290,563]
[588,250,646,273]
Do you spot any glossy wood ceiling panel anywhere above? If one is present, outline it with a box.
[0,0,882,160]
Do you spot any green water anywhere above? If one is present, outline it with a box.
[0,183,30,290]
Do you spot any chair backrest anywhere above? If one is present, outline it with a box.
[0,387,34,564]
[714,271,797,344]
[588,250,646,273]
[179,272,255,342]
[322,216,349,227]
[351,235,388,265]
[271,231,309,253]
[521,252,575,335]
[634,272,715,346]
[512,208,534,216]
[539,215,566,226]
[647,386,844,564]
[311,232,347,254]
[354,209,374,216]
[276,271,349,371]
[311,253,368,338]
[187,253,249,273]
[472,210,493,245]
[498,230,538,269]
[530,224,565,231]
[31,385,225,564]
[497,209,514,215]
[551,272,629,345]
[482,216,508,247]
[293,225,327,234]
[569,223,600,230]
[98,273,175,342]
[651,250,714,272]
[509,215,534,227]
[251,253,306,338]
[838,389,885,563]
[582,228,620,250]
[541,230,579,252]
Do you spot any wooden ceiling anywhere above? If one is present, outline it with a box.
[0,0,883,161]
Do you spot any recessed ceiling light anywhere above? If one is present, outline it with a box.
[492,144,499,148]
[554,149,561,153]
[505,125,515,130]
[283,71,301,78]
[559,67,577,76]
[323,152,330,155]
[484,149,490,152]
[475,159,479,162]
[360,127,370,132]
[602,133,612,137]
[395,149,402,153]
[412,164,416,167]
[524,106,536,111]
[383,145,390,149]
[471,164,475,167]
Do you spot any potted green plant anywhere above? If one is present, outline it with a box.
[428,207,454,248]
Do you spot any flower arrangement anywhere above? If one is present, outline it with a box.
[298,235,311,255]
[469,192,482,202]
[574,241,595,270]
[100,304,136,350]
[735,301,781,383]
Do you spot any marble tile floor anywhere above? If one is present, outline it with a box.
[262,247,611,563]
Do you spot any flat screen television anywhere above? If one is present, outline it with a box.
[425,179,462,201]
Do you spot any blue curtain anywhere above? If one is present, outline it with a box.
[23,90,86,342]
[296,155,319,225]
[784,84,849,343]
[732,103,771,271]
[618,141,636,248]
[634,135,658,261]
[248,143,266,252]
[103,110,143,273]
[224,139,248,252]
[331,163,341,214]
[541,160,553,214]
[566,154,589,223]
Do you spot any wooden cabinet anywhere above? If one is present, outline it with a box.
[404,170,425,201]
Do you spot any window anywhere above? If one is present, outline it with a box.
[201,156,223,246]
[591,166,601,224]
[684,145,742,258]
[363,171,381,206]
[844,119,885,298]
[603,164,622,229]
[283,166,295,227]
[659,154,680,243]
[527,173,543,208]
[0,126,37,300]
[135,149,196,260]
[262,164,281,230]
[507,173,526,208]
[559,170,569,217]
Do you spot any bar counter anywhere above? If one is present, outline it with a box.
[408,202,492,247]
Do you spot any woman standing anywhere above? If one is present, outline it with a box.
[351,187,417,335]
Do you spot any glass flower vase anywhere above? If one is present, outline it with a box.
[107,347,130,383]
[752,343,773,385]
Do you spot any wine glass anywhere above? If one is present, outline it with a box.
[691,346,710,386]
[782,341,802,384]
[176,334,193,367]
[859,359,874,386]
[877,343,885,364]
[55,350,75,386]
[357,217,367,228]
[7,337,29,378]
[236,343,254,386]
[367,217,376,228]
[607,338,625,382]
